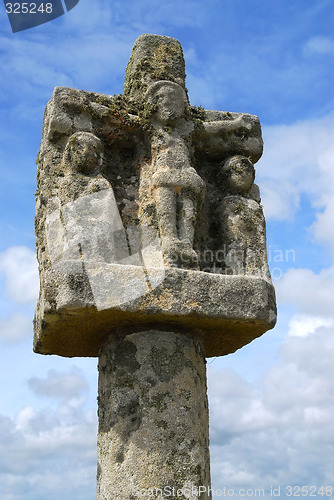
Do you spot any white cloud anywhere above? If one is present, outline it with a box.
[304,36,334,56]
[208,368,275,439]
[276,265,334,316]
[0,312,32,344]
[0,367,96,500]
[28,368,89,405]
[256,114,334,258]
[257,113,334,223]
[0,402,97,500]
[208,322,334,491]
[0,246,39,304]
[311,196,334,254]
[0,33,127,97]
[288,313,333,337]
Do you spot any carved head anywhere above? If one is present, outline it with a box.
[220,155,255,194]
[145,80,187,124]
[63,132,103,175]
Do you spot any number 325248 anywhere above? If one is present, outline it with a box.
[5,3,53,14]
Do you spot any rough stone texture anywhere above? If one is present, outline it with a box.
[34,34,276,358]
[124,34,187,99]
[34,269,275,358]
[97,330,211,500]
[34,33,277,500]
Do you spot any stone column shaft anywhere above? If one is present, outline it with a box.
[97,330,211,500]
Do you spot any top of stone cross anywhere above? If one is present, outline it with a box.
[124,34,187,100]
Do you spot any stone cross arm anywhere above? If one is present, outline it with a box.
[192,109,263,163]
[44,85,263,158]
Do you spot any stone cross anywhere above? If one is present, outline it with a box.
[34,34,276,499]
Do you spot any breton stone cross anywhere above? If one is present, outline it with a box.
[34,34,276,499]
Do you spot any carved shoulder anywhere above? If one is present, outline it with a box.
[42,86,142,146]
[193,109,263,163]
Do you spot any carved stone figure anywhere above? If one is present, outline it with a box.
[143,80,205,267]
[33,34,277,500]
[218,155,271,278]
[58,132,123,262]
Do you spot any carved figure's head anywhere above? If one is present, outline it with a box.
[145,80,187,124]
[63,132,103,175]
[221,155,255,194]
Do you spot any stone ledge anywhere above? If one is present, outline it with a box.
[34,265,276,358]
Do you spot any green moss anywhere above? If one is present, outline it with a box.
[135,98,157,132]
[96,94,113,107]
[124,36,185,98]
[124,60,150,96]
[239,213,255,231]
[234,202,244,214]
[142,203,156,217]
[68,134,79,146]
[192,464,202,477]
[163,125,173,134]
[188,105,206,123]
[114,369,135,388]
[148,391,171,412]
[179,388,191,401]
[96,92,155,133]
[169,430,176,440]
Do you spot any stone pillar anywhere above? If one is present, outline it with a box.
[97,330,211,500]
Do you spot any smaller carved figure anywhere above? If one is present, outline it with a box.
[218,155,270,278]
[56,132,128,266]
[59,131,108,203]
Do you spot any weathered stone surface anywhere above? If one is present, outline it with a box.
[34,35,276,358]
[34,268,275,358]
[124,34,187,99]
[97,329,211,500]
[34,33,277,500]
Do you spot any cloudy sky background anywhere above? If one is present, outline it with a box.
[0,0,333,498]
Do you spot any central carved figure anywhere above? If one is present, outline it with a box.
[146,80,206,267]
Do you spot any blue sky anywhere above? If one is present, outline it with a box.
[0,0,334,498]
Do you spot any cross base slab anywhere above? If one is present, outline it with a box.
[34,265,276,358]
